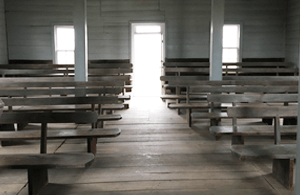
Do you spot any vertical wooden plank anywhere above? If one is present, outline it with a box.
[0,0,8,64]
[295,28,300,192]
[274,116,281,145]
[273,159,295,190]
[87,138,97,155]
[231,102,243,145]
[186,108,192,127]
[74,0,88,81]
[28,168,48,195]
[210,0,224,81]
[40,123,47,154]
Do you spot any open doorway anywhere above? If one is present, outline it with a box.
[131,23,165,97]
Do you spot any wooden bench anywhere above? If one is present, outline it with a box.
[206,94,298,144]
[0,99,111,195]
[163,62,298,77]
[0,62,132,103]
[227,105,297,190]
[0,153,95,195]
[1,96,122,154]
[223,62,298,76]
[165,80,298,127]
[0,80,125,128]
[161,61,298,95]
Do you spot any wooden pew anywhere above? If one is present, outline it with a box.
[206,94,298,144]
[0,79,126,123]
[0,63,132,102]
[228,105,297,190]
[165,80,298,127]
[0,152,94,195]
[161,61,298,95]
[223,62,298,76]
[0,97,120,154]
[163,62,298,77]
[0,99,112,195]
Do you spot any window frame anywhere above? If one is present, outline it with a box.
[53,25,75,64]
[222,23,243,63]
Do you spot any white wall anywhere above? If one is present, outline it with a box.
[5,0,288,61]
[0,0,8,64]
[286,0,300,66]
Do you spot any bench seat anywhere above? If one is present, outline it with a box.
[168,103,210,109]
[192,112,229,119]
[0,153,94,195]
[231,144,296,190]
[12,104,124,112]
[102,104,124,110]
[118,95,131,101]
[231,144,296,160]
[161,94,207,100]
[98,114,122,121]
[210,125,297,138]
[0,128,121,141]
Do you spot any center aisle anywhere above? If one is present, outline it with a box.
[40,97,291,195]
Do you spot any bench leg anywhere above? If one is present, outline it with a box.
[210,118,221,126]
[231,136,244,145]
[28,168,48,195]
[17,123,28,130]
[186,109,192,127]
[0,124,15,146]
[272,158,295,190]
[96,121,104,128]
[88,138,97,155]
[262,118,273,125]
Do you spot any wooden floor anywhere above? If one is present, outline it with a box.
[0,97,295,195]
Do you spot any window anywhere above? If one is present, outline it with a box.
[223,24,240,63]
[54,25,75,64]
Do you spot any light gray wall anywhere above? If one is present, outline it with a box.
[286,0,300,66]
[5,0,287,61]
[226,0,286,59]
[0,0,8,64]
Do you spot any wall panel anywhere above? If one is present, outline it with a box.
[0,0,7,64]
[285,0,300,66]
[5,0,288,60]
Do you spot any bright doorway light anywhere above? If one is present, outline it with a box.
[136,26,161,33]
[54,26,75,64]
[132,24,165,97]
[223,24,240,63]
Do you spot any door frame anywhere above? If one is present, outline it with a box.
[130,22,166,65]
[129,22,166,96]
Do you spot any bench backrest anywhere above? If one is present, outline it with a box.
[0,112,98,124]
[162,76,299,83]
[2,96,118,107]
[207,94,298,103]
[227,106,297,118]
[0,63,133,77]
[190,86,298,94]
[167,79,299,87]
[163,62,298,76]
[0,81,124,97]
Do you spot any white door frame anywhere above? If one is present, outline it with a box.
[129,22,166,96]
[130,22,166,65]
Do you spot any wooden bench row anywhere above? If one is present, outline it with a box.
[162,80,298,127]
[0,79,125,194]
[0,63,133,77]
[163,62,298,76]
